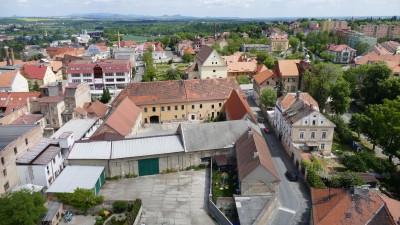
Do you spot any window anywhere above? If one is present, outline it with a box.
[116,72,124,76]
[200,104,203,109]
[152,107,156,112]
[192,105,195,109]
[53,158,56,164]
[144,108,147,113]
[182,114,185,118]
[161,106,165,111]
[4,182,9,191]
[72,79,81,83]
[320,143,325,150]
[175,106,178,110]
[25,138,28,145]
[320,120,324,125]
[322,131,327,139]
[299,132,304,139]
[174,115,178,119]
[219,103,222,107]
[72,73,80,77]
[144,118,148,123]
[83,73,91,77]
[14,147,17,155]
[312,120,316,125]
[2,169,6,177]
[105,78,114,82]
[304,120,308,125]
[191,115,195,120]
[211,104,214,109]
[83,79,92,82]
[105,73,113,76]
[116,78,125,82]
[213,70,216,73]
[311,132,315,139]
[181,105,184,110]
[167,106,171,111]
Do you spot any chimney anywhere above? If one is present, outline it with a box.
[118,31,121,48]
[248,130,254,139]
[83,111,88,119]
[4,46,10,66]
[214,23,217,39]
[296,90,301,99]
[10,48,15,66]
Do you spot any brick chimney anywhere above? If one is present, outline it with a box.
[4,46,10,66]
[10,48,15,66]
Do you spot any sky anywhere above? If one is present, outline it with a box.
[0,0,399,18]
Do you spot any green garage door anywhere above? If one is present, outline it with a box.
[138,158,159,176]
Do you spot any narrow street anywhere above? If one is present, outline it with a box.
[247,97,311,225]
[133,60,144,82]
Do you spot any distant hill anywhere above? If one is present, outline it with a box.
[67,13,198,20]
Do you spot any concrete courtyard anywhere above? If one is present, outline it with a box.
[100,170,217,225]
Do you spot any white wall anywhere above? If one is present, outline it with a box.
[12,71,29,92]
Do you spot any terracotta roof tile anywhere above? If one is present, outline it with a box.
[89,132,124,141]
[278,92,319,111]
[0,92,41,115]
[103,97,141,136]
[183,46,196,55]
[253,70,275,85]
[311,188,395,225]
[356,52,400,65]
[38,96,64,103]
[236,130,280,182]
[0,71,17,88]
[380,194,400,224]
[277,59,301,77]
[10,114,44,125]
[255,64,268,74]
[224,89,257,122]
[82,100,109,118]
[22,64,48,80]
[327,44,355,52]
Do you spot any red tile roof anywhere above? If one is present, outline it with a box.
[0,92,41,115]
[38,96,64,103]
[327,44,355,52]
[114,77,241,106]
[183,46,196,55]
[311,188,396,225]
[119,40,137,48]
[278,92,319,111]
[253,70,275,85]
[10,114,44,125]
[22,64,48,80]
[89,132,124,141]
[82,100,109,118]
[380,194,400,224]
[277,60,301,77]
[224,89,257,122]
[236,130,280,182]
[0,71,17,88]
[103,97,141,136]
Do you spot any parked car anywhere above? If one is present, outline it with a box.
[264,127,271,134]
[285,170,298,182]
[64,211,73,222]
[257,117,266,123]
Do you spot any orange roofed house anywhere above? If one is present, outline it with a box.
[22,64,57,86]
[113,77,242,124]
[327,44,356,64]
[275,56,311,93]
[311,188,397,225]
[355,52,400,77]
[0,71,29,92]
[221,52,259,78]
[252,69,278,106]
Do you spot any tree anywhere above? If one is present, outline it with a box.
[276,79,285,97]
[28,53,44,61]
[285,52,304,60]
[361,61,392,105]
[319,51,336,62]
[237,76,250,84]
[349,113,368,138]
[354,41,370,55]
[142,66,157,82]
[289,37,300,52]
[302,62,342,111]
[56,188,104,214]
[343,64,370,99]
[182,53,194,63]
[260,89,277,109]
[100,87,111,104]
[0,189,47,225]
[164,68,181,80]
[330,78,351,115]
[32,81,40,91]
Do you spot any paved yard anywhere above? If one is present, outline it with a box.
[100,170,217,225]
[58,215,96,225]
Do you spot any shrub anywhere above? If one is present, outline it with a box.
[111,216,116,222]
[341,153,368,172]
[325,114,353,144]
[113,201,128,213]
[124,173,137,179]
[306,169,326,188]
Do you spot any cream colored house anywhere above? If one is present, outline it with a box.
[274,92,335,158]
[23,64,57,86]
[188,45,227,79]
[269,34,289,52]
[113,77,241,124]
[252,69,277,106]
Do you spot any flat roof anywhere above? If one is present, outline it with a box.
[51,118,98,141]
[46,166,104,193]
[235,196,273,225]
[0,125,38,152]
[111,135,184,159]
[16,138,60,165]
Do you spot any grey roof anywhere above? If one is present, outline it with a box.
[42,201,62,222]
[180,120,250,152]
[46,166,104,193]
[0,125,38,152]
[282,100,315,124]
[111,135,184,159]
[68,141,111,160]
[16,138,60,165]
[51,118,98,141]
[196,45,214,63]
[235,196,273,225]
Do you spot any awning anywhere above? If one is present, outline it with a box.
[306,142,319,147]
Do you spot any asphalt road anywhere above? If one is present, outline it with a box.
[133,61,144,82]
[247,96,311,225]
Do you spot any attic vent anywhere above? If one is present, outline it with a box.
[345,213,351,219]
[253,152,259,159]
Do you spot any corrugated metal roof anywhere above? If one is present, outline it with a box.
[111,135,184,159]
[16,138,60,165]
[46,166,104,193]
[181,120,249,152]
[51,118,98,141]
[68,141,111,160]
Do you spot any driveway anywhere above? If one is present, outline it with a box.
[58,215,96,225]
[100,170,217,225]
[246,97,311,225]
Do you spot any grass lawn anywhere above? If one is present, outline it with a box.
[211,168,236,203]
[332,141,355,154]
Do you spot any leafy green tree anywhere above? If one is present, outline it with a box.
[142,48,154,67]
[319,51,336,62]
[182,53,194,63]
[355,41,370,55]
[343,64,370,99]
[340,171,365,188]
[378,77,400,102]
[0,190,47,225]
[142,66,157,82]
[28,53,44,61]
[330,78,351,115]
[237,76,250,84]
[275,79,285,97]
[164,68,181,80]
[349,113,368,138]
[285,52,304,60]
[289,37,300,52]
[260,89,277,109]
[302,62,342,111]
[295,32,305,42]
[361,61,392,105]
[32,81,40,91]
[100,87,111,104]
[56,188,104,214]
[112,201,128,213]
[306,169,326,188]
